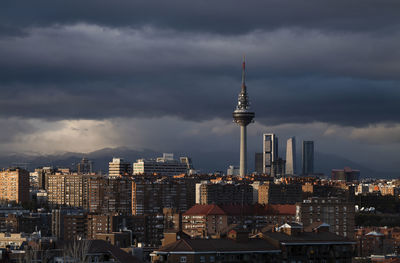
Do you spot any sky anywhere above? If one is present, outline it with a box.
[0,0,400,173]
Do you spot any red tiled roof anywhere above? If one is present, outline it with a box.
[183,204,226,216]
[156,238,279,253]
[221,204,296,216]
[220,204,257,216]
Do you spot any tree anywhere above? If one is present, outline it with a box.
[63,239,92,263]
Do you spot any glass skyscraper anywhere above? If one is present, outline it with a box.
[302,140,314,175]
[263,133,278,175]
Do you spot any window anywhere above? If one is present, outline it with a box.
[180,256,187,262]
[200,256,206,262]
[210,256,215,262]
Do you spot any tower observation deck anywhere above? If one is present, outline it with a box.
[233,58,255,177]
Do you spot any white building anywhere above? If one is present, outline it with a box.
[108,158,132,177]
[227,165,240,176]
[133,153,190,176]
[285,137,296,175]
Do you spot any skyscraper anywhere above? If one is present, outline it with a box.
[263,133,278,175]
[254,153,263,174]
[285,137,296,175]
[77,157,93,174]
[232,58,255,177]
[302,141,314,175]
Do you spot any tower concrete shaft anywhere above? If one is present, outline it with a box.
[240,125,247,177]
[233,58,255,177]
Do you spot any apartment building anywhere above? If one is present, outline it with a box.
[109,158,132,177]
[133,153,191,176]
[88,177,132,214]
[296,197,355,238]
[0,168,30,203]
[47,174,91,208]
[131,178,195,215]
[258,182,302,204]
[198,182,253,205]
[182,204,228,238]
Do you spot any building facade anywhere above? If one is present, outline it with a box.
[263,133,278,175]
[133,153,189,176]
[285,137,296,175]
[296,197,355,238]
[198,182,253,205]
[302,141,314,175]
[182,204,228,238]
[331,167,360,182]
[258,182,302,205]
[0,168,30,204]
[254,153,263,174]
[77,157,93,174]
[131,178,195,215]
[47,174,90,208]
[109,158,132,177]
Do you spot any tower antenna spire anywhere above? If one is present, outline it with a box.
[242,55,246,86]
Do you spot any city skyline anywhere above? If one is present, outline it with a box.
[0,1,399,174]
[1,2,400,262]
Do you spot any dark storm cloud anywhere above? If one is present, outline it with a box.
[0,24,400,126]
[1,0,400,34]
[0,2,400,128]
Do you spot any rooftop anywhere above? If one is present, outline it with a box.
[155,238,279,254]
[183,204,226,216]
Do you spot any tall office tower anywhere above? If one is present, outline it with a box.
[271,158,286,178]
[254,153,263,174]
[302,141,314,175]
[77,157,93,174]
[263,133,278,175]
[108,158,132,177]
[0,168,29,203]
[285,137,296,175]
[233,58,255,177]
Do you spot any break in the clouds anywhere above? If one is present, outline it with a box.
[0,0,399,173]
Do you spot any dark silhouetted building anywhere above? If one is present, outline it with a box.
[255,153,263,174]
[77,157,93,174]
[302,141,314,175]
[331,167,360,182]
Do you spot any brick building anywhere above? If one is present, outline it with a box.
[198,182,253,205]
[258,182,302,204]
[296,197,355,238]
[132,178,195,215]
[47,174,91,208]
[0,168,30,203]
[182,204,228,238]
[355,227,400,256]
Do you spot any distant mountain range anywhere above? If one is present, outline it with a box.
[0,147,397,179]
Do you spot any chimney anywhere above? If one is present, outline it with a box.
[228,229,249,242]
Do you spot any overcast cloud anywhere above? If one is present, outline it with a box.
[0,1,399,173]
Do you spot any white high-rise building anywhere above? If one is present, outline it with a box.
[286,137,296,175]
[263,133,278,175]
[133,153,190,176]
[108,158,132,177]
